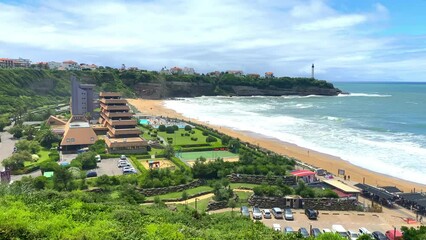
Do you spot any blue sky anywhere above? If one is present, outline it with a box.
[0,0,425,82]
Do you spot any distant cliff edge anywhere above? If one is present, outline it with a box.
[135,81,342,99]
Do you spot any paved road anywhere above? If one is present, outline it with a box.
[0,128,17,164]
[11,170,42,182]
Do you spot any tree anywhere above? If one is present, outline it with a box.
[165,126,175,134]
[206,136,217,143]
[53,167,73,191]
[181,191,189,200]
[71,151,97,170]
[15,140,41,154]
[184,125,192,131]
[2,151,32,170]
[36,129,60,148]
[8,125,24,139]
[221,135,230,145]
[89,139,106,154]
[401,226,426,240]
[164,145,175,160]
[228,199,237,216]
[158,125,166,132]
[228,139,240,153]
[33,176,48,190]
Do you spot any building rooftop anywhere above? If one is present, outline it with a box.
[323,179,360,193]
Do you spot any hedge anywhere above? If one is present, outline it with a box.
[170,157,191,171]
[180,146,217,152]
[129,156,148,175]
[179,143,210,148]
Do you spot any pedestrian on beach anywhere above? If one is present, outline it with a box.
[416,212,419,221]
[344,175,347,180]
[348,175,351,181]
[420,216,423,223]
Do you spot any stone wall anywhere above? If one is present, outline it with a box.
[139,179,204,197]
[206,200,228,211]
[228,173,296,186]
[248,195,360,211]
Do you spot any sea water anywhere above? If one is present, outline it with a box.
[164,82,426,184]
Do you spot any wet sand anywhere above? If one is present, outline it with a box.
[128,98,426,193]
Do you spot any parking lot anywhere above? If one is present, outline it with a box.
[61,153,137,177]
[251,209,415,233]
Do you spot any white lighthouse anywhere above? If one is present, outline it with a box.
[311,63,315,79]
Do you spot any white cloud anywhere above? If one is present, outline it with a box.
[0,0,425,81]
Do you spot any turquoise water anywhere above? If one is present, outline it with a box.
[164,82,426,184]
[139,119,150,125]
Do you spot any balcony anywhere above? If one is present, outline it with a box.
[101,104,130,111]
[103,111,133,118]
[100,92,122,97]
[107,119,137,126]
[100,98,127,104]
[109,127,141,136]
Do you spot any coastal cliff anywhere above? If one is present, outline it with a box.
[134,81,341,99]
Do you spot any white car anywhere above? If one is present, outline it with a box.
[359,227,372,236]
[122,167,136,174]
[347,230,360,240]
[118,160,131,168]
[322,228,332,233]
[95,155,101,162]
[120,155,127,160]
[272,224,281,232]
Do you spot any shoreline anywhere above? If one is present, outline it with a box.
[127,98,426,193]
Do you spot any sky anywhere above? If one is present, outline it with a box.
[1,0,425,82]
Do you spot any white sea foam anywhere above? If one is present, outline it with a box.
[338,93,392,97]
[164,96,426,185]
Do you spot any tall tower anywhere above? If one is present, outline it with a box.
[311,63,315,79]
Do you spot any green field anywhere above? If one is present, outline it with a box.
[229,183,261,190]
[146,186,213,201]
[157,128,221,146]
[177,150,238,161]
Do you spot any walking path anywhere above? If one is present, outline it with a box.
[0,125,17,164]
[166,193,214,204]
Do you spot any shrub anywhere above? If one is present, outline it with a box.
[184,125,192,131]
[181,133,184,137]
[202,131,208,136]
[172,125,179,131]
[185,133,190,136]
[206,136,217,143]
[190,137,198,141]
[166,126,175,134]
[158,125,166,132]
[151,134,157,137]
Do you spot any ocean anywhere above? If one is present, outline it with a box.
[164,82,426,184]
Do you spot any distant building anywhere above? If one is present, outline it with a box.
[46,115,67,136]
[99,92,148,153]
[247,73,260,79]
[170,66,183,75]
[312,64,315,79]
[160,67,172,75]
[0,58,14,68]
[71,76,96,117]
[12,58,31,68]
[48,61,61,70]
[183,67,195,75]
[33,62,49,69]
[62,60,81,71]
[265,72,274,78]
[0,57,31,68]
[80,63,98,71]
[226,70,244,76]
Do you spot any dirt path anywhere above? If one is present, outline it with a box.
[166,193,214,204]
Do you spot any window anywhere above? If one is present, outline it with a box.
[66,138,70,142]
[90,137,95,142]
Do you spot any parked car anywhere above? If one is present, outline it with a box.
[385,229,403,240]
[122,167,136,174]
[86,171,97,178]
[240,206,250,218]
[95,155,101,162]
[299,228,310,238]
[284,208,294,220]
[305,209,317,220]
[272,224,281,232]
[118,161,131,168]
[120,155,127,160]
[372,231,387,240]
[252,206,262,220]
[311,228,322,238]
[347,230,360,240]
[262,209,271,219]
[332,225,348,238]
[284,227,294,234]
[271,207,283,219]
[359,227,373,237]
[322,229,332,233]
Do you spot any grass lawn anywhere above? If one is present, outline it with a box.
[234,191,253,207]
[24,149,52,167]
[229,183,261,189]
[178,150,238,161]
[146,186,213,201]
[157,128,221,147]
[185,196,212,212]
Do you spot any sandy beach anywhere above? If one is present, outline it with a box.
[128,98,426,193]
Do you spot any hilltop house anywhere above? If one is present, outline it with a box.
[0,58,31,68]
[226,70,244,76]
[247,73,260,79]
[265,72,274,78]
[62,60,81,71]
[170,67,183,75]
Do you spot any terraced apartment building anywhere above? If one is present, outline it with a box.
[99,92,148,153]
